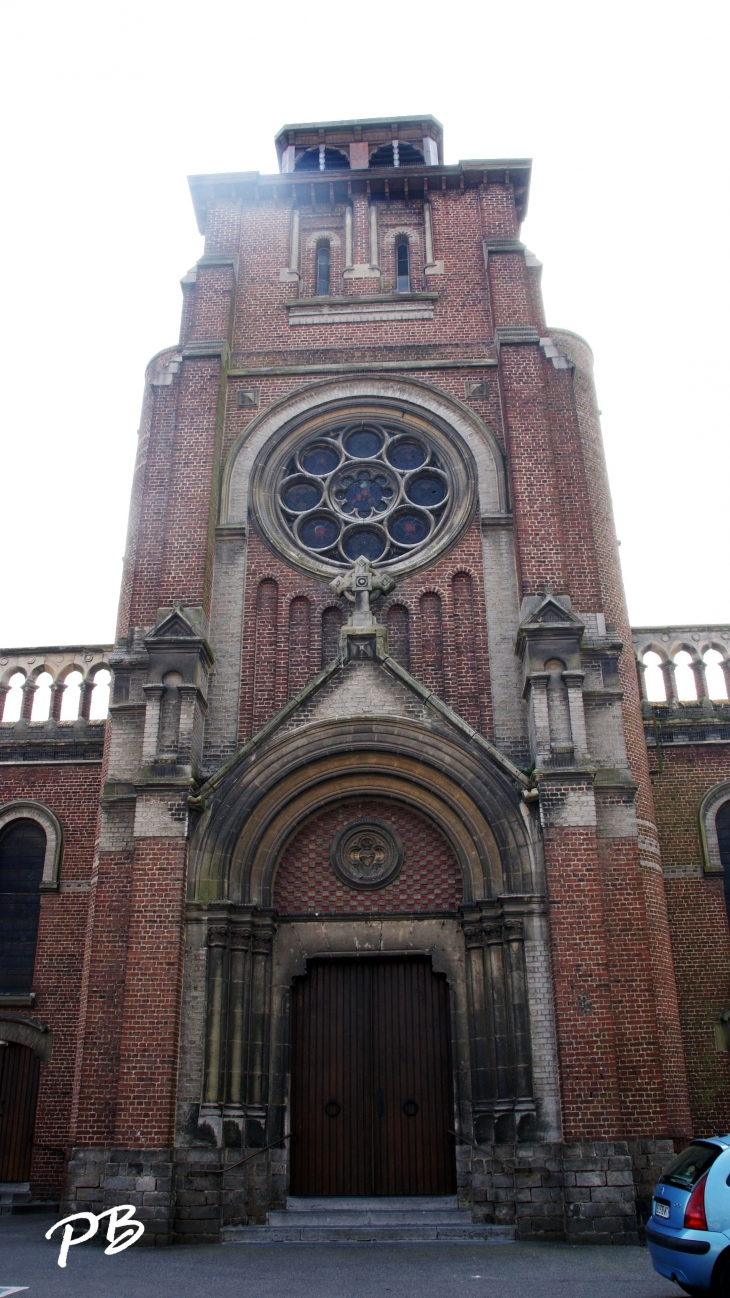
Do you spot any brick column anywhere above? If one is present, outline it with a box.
[539,777,623,1139]
[49,680,65,721]
[20,678,36,721]
[661,659,678,704]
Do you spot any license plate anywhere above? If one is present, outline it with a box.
[655,1202,670,1218]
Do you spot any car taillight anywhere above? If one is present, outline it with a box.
[684,1172,709,1230]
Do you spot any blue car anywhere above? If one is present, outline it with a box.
[647,1136,730,1295]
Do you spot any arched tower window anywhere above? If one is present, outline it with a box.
[395,239,410,293]
[315,242,330,297]
[716,801,730,926]
[0,819,46,993]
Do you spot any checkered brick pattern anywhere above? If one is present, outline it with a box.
[273,798,462,915]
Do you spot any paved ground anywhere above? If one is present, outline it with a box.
[0,1212,681,1298]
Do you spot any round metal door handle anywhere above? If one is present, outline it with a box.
[402,1100,419,1117]
[324,1100,341,1118]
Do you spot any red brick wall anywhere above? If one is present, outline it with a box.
[0,761,102,1198]
[238,514,493,742]
[651,743,730,1132]
[273,797,462,915]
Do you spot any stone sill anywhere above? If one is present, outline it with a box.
[285,292,439,327]
[0,993,36,1008]
[285,292,439,307]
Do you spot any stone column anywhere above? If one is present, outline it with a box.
[141,684,164,764]
[562,670,589,760]
[484,922,510,1101]
[225,923,252,1117]
[246,919,275,1142]
[369,202,379,270]
[462,919,491,1133]
[0,683,9,722]
[203,924,230,1106]
[177,684,200,764]
[344,203,353,270]
[424,201,435,266]
[289,205,300,278]
[503,918,532,1100]
[524,673,551,766]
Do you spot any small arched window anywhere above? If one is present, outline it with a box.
[89,668,111,720]
[2,673,24,723]
[30,673,53,722]
[395,240,410,293]
[642,651,666,702]
[0,819,46,992]
[716,801,730,925]
[704,650,728,700]
[315,243,330,297]
[673,651,697,701]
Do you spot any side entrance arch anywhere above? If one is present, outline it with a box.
[290,955,455,1197]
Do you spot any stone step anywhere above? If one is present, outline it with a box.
[268,1209,468,1226]
[285,1195,459,1211]
[222,1223,515,1244]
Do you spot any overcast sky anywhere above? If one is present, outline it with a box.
[1,0,727,647]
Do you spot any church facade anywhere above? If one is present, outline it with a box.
[1,115,729,1242]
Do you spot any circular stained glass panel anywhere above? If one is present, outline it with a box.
[406,474,447,507]
[300,444,340,476]
[332,466,396,518]
[282,479,322,512]
[342,527,386,561]
[299,515,340,550]
[389,511,430,547]
[343,427,383,458]
[387,438,426,471]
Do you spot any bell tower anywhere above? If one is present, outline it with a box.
[61,114,692,1244]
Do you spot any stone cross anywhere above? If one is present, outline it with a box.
[330,557,395,628]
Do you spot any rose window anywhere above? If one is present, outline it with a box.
[251,404,476,577]
[277,421,451,566]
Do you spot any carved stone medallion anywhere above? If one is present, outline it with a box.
[330,818,404,890]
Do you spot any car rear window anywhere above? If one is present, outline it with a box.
[660,1143,722,1190]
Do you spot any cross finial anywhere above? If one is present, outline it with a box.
[330,557,395,628]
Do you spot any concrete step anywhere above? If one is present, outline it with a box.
[222,1197,515,1244]
[222,1223,515,1244]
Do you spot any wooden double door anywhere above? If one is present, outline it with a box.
[290,956,456,1196]
[0,1042,40,1182]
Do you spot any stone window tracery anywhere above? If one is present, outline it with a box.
[252,408,474,578]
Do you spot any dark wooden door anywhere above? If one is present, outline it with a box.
[290,957,455,1196]
[0,1042,41,1182]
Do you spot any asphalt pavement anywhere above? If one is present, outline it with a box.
[0,1211,682,1298]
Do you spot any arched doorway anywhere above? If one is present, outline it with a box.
[290,955,456,1196]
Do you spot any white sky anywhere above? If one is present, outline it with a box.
[1,0,727,647]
